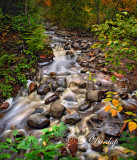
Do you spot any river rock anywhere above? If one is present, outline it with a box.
[57,77,67,88]
[81,43,88,49]
[78,102,90,111]
[80,68,88,73]
[71,42,80,49]
[66,51,74,58]
[132,95,137,101]
[87,57,96,62]
[76,82,86,88]
[37,83,50,95]
[33,108,44,114]
[65,113,81,125]
[0,102,9,110]
[92,133,105,148]
[76,56,83,62]
[50,102,66,118]
[86,90,103,102]
[123,102,137,112]
[99,123,121,136]
[51,82,58,91]
[45,92,60,104]
[120,92,128,99]
[52,37,67,43]
[50,26,58,30]
[27,113,50,129]
[29,82,37,94]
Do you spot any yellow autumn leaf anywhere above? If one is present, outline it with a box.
[105,105,111,112]
[124,148,137,154]
[117,106,123,112]
[112,99,119,107]
[105,53,108,58]
[103,147,109,153]
[128,122,137,132]
[112,92,117,94]
[43,141,46,146]
[110,109,117,117]
[98,155,109,160]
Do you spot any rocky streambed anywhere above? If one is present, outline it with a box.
[0,26,137,160]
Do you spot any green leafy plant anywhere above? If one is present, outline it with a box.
[92,12,137,74]
[0,123,77,160]
[118,131,137,160]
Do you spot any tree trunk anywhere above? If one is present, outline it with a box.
[96,0,99,24]
[25,0,30,25]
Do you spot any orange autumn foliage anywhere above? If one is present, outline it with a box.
[110,109,117,117]
[101,0,137,13]
[44,0,51,6]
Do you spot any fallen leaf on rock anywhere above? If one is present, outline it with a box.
[112,99,119,107]
[110,109,117,117]
[117,106,123,112]
[105,105,111,112]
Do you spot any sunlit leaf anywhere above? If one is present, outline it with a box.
[123,119,132,122]
[43,141,46,146]
[128,122,137,132]
[110,109,117,117]
[125,112,136,117]
[112,99,119,107]
[117,106,123,112]
[104,98,112,102]
[105,105,111,112]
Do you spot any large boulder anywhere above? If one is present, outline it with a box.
[29,82,37,94]
[37,83,50,95]
[50,102,66,118]
[27,113,50,129]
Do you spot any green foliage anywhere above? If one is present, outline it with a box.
[92,12,137,73]
[25,25,47,55]
[0,0,48,98]
[46,0,89,29]
[0,123,77,160]
[118,132,137,160]
[0,51,37,98]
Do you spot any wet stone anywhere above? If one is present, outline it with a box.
[50,102,66,118]
[65,113,81,125]
[66,51,74,58]
[57,77,67,88]
[76,82,86,88]
[86,90,103,102]
[0,102,9,110]
[132,95,137,101]
[99,123,121,136]
[51,82,58,91]
[120,92,128,99]
[78,101,90,111]
[29,82,37,94]
[45,92,60,104]
[37,83,50,95]
[27,113,50,129]
[33,108,44,114]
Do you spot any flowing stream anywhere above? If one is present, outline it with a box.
[0,30,137,159]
